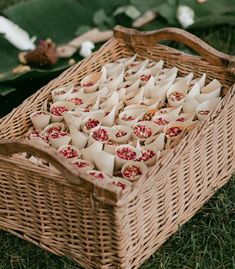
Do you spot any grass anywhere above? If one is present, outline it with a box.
[0,1,235,268]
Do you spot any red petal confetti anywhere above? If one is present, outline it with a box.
[68,98,83,105]
[112,181,126,190]
[85,118,100,130]
[198,110,210,115]
[51,106,69,116]
[115,130,127,138]
[154,117,169,126]
[122,114,135,121]
[140,74,151,81]
[53,90,66,96]
[59,146,79,158]
[176,117,186,122]
[49,131,69,139]
[137,149,156,162]
[32,111,47,118]
[133,125,152,139]
[166,127,182,137]
[116,147,137,160]
[123,165,142,180]
[73,161,89,168]
[82,82,94,87]
[89,171,105,179]
[92,128,109,142]
[168,92,185,102]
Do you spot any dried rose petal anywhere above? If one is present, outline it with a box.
[123,165,142,180]
[115,130,127,138]
[140,74,151,81]
[166,127,182,137]
[116,147,137,160]
[154,117,169,126]
[198,110,210,115]
[54,90,66,96]
[92,128,109,142]
[137,149,156,162]
[112,181,126,190]
[85,119,100,130]
[73,161,89,168]
[176,117,186,122]
[133,125,152,139]
[122,114,135,121]
[89,171,105,179]
[83,82,94,87]
[59,146,79,159]
[51,106,69,116]
[168,92,185,102]
[49,131,69,139]
[68,98,83,105]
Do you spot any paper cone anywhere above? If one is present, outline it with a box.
[111,125,132,144]
[155,67,178,82]
[86,170,110,184]
[104,62,124,78]
[102,105,117,127]
[93,150,115,175]
[189,73,206,88]
[100,91,119,109]
[110,177,132,192]
[63,111,82,129]
[156,106,182,117]
[50,101,75,122]
[182,99,200,114]
[72,158,94,172]
[144,133,165,151]
[117,54,137,66]
[185,82,200,101]
[58,145,81,160]
[104,141,120,155]
[152,114,177,131]
[81,116,102,134]
[48,131,71,149]
[89,126,113,145]
[120,79,141,94]
[149,79,173,101]
[195,88,221,103]
[163,121,186,141]
[69,125,88,149]
[100,69,124,92]
[167,79,188,107]
[132,121,159,142]
[30,111,50,130]
[51,83,74,102]
[201,79,222,94]
[121,161,148,181]
[81,141,103,163]
[119,110,145,127]
[81,71,105,93]
[125,87,144,106]
[196,97,221,120]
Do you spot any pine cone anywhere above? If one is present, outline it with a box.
[24,39,58,67]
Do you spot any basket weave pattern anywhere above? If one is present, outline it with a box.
[0,27,234,269]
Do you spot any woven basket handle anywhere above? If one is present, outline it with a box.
[114,26,235,72]
[0,139,121,204]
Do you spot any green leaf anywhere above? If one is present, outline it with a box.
[130,0,165,13]
[0,85,16,96]
[125,6,141,19]
[156,2,179,25]
[93,9,115,28]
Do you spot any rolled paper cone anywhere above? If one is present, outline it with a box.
[69,125,88,149]
[115,144,141,170]
[43,122,65,136]
[118,87,126,100]
[125,59,148,81]
[67,92,88,108]
[144,132,165,151]
[176,113,195,123]
[88,126,113,145]
[119,110,145,127]
[30,111,51,130]
[155,67,178,82]
[58,145,81,160]
[148,100,161,110]
[100,91,119,109]
[72,158,94,172]
[152,114,177,131]
[104,62,124,78]
[189,73,206,88]
[149,79,173,100]
[90,96,100,111]
[132,121,159,142]
[51,83,74,103]
[185,82,200,101]
[116,54,137,66]
[142,76,155,97]
[182,99,200,114]
[201,79,222,94]
[127,59,148,73]
[85,170,110,186]
[50,101,75,122]
[104,141,120,155]
[111,125,132,144]
[121,161,148,182]
[80,71,103,93]
[139,146,160,166]
[121,79,140,95]
[156,105,182,117]
[63,111,82,129]
[81,141,103,163]
[196,97,221,120]
[176,72,193,85]
[195,88,221,103]
[101,69,124,92]
[102,105,116,127]
[49,132,71,149]
[167,79,188,107]
[81,116,102,134]
[26,130,48,146]
[163,121,186,141]
[125,87,144,106]
[93,150,115,176]
[142,98,159,106]
[110,177,132,193]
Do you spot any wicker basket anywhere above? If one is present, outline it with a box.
[0,26,234,269]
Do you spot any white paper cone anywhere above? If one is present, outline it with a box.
[196,97,221,120]
[30,111,50,130]
[111,125,132,143]
[49,132,71,149]
[121,161,147,181]
[144,133,165,151]
[201,79,222,94]
[182,99,199,114]
[93,150,115,175]
[81,141,103,163]
[110,177,132,192]
[81,71,104,93]
[58,145,81,160]
[69,125,88,149]
[51,83,74,102]
[63,112,82,129]
[163,121,186,141]
[125,87,144,105]
[195,88,221,103]
[167,79,188,107]
[132,121,159,142]
[50,101,75,122]
[102,105,117,127]
[189,73,206,88]
[72,159,94,172]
